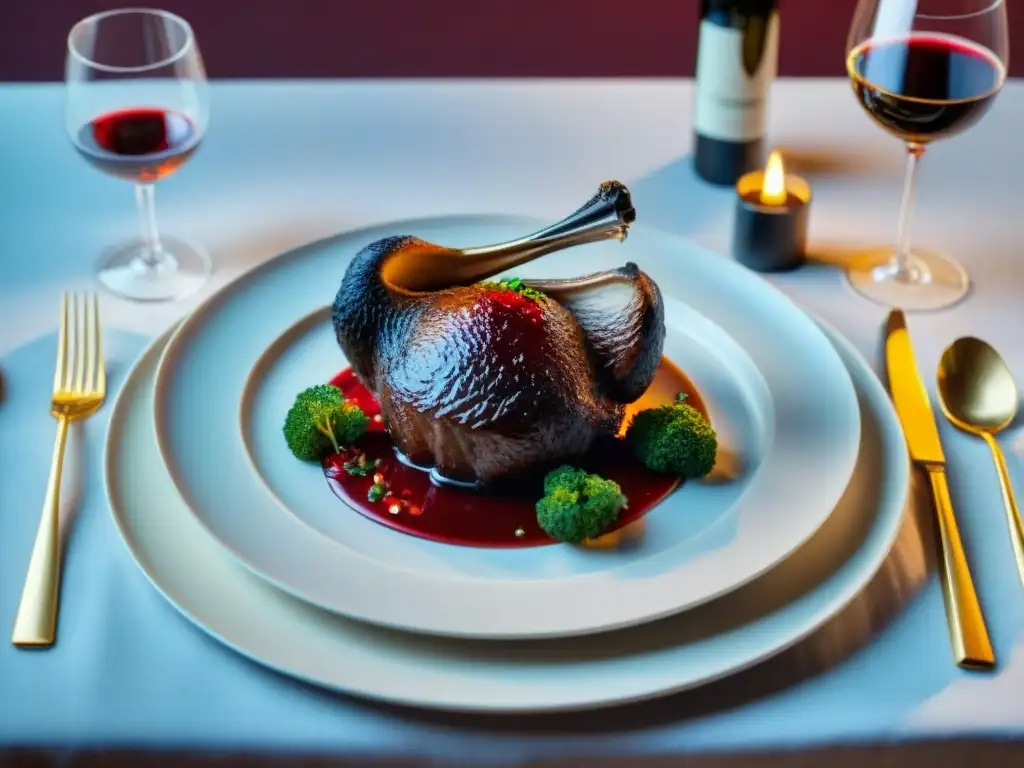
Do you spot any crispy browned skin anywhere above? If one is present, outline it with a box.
[379,283,622,484]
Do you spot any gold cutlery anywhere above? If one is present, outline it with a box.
[12,293,106,647]
[885,309,994,669]
[938,337,1024,592]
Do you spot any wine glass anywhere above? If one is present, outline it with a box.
[65,9,211,302]
[845,0,1008,311]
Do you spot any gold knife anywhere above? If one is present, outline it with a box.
[886,309,994,669]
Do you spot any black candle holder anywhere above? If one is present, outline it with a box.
[732,167,812,273]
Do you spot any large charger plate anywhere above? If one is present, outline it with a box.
[107,318,907,712]
[152,217,861,639]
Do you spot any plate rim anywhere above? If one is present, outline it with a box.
[105,315,909,713]
[151,214,862,638]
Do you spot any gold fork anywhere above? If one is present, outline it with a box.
[12,293,105,647]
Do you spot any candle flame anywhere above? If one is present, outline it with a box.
[760,150,787,206]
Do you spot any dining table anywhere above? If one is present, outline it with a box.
[1,76,1023,767]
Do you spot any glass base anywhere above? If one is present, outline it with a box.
[96,236,211,302]
[845,249,969,312]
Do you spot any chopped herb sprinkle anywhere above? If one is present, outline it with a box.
[480,276,546,302]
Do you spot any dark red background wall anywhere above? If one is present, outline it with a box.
[3,0,1020,81]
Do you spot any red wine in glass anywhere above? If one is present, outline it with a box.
[848,33,1004,144]
[73,108,202,183]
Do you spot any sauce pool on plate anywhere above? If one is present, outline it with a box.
[323,362,706,548]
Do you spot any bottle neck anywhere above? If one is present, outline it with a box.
[701,0,777,24]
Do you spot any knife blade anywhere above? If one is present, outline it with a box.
[885,308,994,670]
[885,309,945,465]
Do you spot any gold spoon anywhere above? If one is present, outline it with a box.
[938,336,1024,591]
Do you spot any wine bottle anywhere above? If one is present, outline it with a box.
[692,0,780,186]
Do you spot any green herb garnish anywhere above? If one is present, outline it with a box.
[481,276,547,302]
[343,451,375,477]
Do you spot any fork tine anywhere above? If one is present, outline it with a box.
[85,293,97,395]
[72,293,85,394]
[92,294,105,396]
[53,294,68,394]
[63,294,74,392]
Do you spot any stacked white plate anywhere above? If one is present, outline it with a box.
[104,214,911,712]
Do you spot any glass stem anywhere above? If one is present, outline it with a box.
[134,183,166,269]
[892,143,925,276]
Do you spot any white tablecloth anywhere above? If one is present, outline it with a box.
[1,79,1024,762]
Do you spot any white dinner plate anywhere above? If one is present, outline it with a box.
[153,215,861,639]
[108,319,907,713]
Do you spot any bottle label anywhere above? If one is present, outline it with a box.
[693,12,779,143]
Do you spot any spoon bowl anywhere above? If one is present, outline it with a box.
[937,336,1024,593]
[938,336,1018,435]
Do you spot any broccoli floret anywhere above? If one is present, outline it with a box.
[580,475,627,519]
[536,488,583,541]
[334,403,370,447]
[282,384,370,461]
[543,465,589,495]
[536,467,626,544]
[625,402,717,478]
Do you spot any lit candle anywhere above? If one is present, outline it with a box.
[732,150,812,273]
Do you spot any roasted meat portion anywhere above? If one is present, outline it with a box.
[332,182,665,487]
